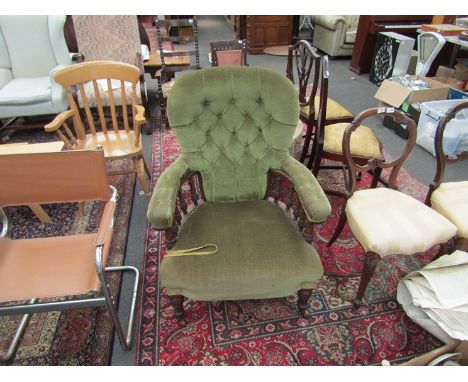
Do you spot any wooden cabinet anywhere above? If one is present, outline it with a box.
[243,16,294,54]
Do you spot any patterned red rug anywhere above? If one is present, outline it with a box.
[0,130,136,365]
[136,125,443,366]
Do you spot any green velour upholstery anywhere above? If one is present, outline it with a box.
[147,66,331,301]
[160,200,324,300]
[167,66,300,202]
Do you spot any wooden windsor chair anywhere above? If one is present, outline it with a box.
[44,61,151,199]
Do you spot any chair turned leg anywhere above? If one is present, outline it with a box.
[354,252,380,307]
[327,206,348,247]
[132,157,151,200]
[169,295,185,322]
[298,289,313,317]
[299,123,313,163]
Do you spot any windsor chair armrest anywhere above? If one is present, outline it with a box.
[44,110,75,133]
[134,105,146,125]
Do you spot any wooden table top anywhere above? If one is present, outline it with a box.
[0,141,64,155]
[143,51,190,68]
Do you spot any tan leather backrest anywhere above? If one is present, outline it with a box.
[0,149,111,207]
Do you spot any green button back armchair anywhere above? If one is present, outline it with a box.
[147,66,331,321]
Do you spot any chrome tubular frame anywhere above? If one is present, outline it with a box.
[0,208,8,237]
[95,245,141,351]
[0,189,141,362]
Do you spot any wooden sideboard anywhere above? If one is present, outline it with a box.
[236,16,295,54]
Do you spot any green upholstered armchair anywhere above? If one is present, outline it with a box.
[147,66,331,321]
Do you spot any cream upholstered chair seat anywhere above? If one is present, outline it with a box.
[300,96,353,121]
[430,181,468,238]
[323,122,382,158]
[346,188,458,257]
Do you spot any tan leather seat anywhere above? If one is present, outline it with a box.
[0,234,101,302]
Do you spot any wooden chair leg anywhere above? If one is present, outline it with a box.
[132,157,151,200]
[169,295,185,322]
[354,251,380,307]
[327,205,348,247]
[299,122,313,163]
[28,204,50,224]
[434,238,456,261]
[141,155,151,178]
[298,288,313,317]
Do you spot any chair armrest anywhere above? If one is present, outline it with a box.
[312,15,345,31]
[44,109,75,132]
[280,156,331,223]
[147,158,191,230]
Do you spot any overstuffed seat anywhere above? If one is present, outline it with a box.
[148,66,331,321]
[0,16,71,140]
[425,101,468,249]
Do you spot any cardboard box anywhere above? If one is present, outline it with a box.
[430,76,466,90]
[374,76,449,108]
[436,64,468,83]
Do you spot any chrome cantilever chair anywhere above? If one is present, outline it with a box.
[425,100,468,251]
[147,66,331,322]
[330,108,457,306]
[0,149,140,362]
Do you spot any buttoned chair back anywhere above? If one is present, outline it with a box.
[167,66,299,202]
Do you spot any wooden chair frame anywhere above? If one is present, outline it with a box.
[334,108,454,305]
[425,100,468,250]
[155,16,200,128]
[0,150,140,362]
[286,40,321,163]
[209,39,247,67]
[154,169,321,320]
[308,56,384,209]
[43,61,151,199]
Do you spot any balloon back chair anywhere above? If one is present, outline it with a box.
[0,149,140,362]
[425,100,468,251]
[43,61,151,199]
[331,108,457,306]
[286,40,354,164]
[147,66,331,321]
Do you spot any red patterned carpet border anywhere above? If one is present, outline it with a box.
[0,130,136,365]
[136,122,443,366]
